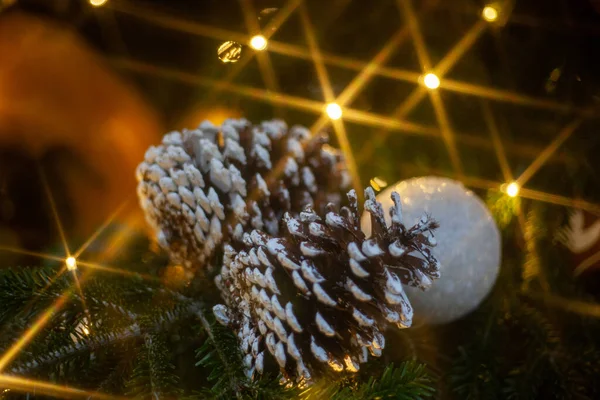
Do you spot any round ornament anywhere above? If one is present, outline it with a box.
[361,176,501,325]
[217,41,242,63]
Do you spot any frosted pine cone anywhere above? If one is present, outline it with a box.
[136,119,350,270]
[213,188,440,382]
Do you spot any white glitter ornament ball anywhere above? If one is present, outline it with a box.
[361,176,501,325]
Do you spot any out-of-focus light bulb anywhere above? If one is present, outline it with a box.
[326,103,343,120]
[66,256,77,271]
[482,6,499,22]
[423,73,440,89]
[505,182,520,197]
[89,0,108,7]
[249,35,268,51]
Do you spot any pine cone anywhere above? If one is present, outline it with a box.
[136,119,351,270]
[213,188,440,382]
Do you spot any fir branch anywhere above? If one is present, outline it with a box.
[301,362,435,400]
[126,333,182,399]
[194,308,247,400]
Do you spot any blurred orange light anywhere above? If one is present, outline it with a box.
[482,6,498,22]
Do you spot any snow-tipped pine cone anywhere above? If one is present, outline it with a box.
[213,187,440,383]
[136,119,351,270]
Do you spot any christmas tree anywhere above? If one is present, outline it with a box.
[1,0,600,398]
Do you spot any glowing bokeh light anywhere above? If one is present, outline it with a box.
[89,0,108,7]
[482,6,499,22]
[249,35,268,51]
[65,256,77,271]
[326,102,343,120]
[506,182,520,197]
[423,73,440,89]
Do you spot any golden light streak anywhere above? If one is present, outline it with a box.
[528,292,600,318]
[111,58,575,166]
[298,3,361,197]
[39,167,71,258]
[435,21,487,76]
[516,119,583,187]
[106,0,593,119]
[396,20,488,118]
[429,90,464,175]
[77,260,159,282]
[299,4,335,103]
[398,0,464,175]
[0,374,126,400]
[0,246,65,263]
[518,187,600,216]
[238,0,281,100]
[0,290,72,372]
[73,200,130,258]
[439,78,590,115]
[481,101,513,182]
[398,0,432,71]
[336,27,412,106]
[574,250,600,277]
[332,119,362,200]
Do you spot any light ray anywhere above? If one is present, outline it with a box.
[436,20,487,76]
[38,166,70,257]
[299,3,362,197]
[516,119,583,187]
[112,57,576,166]
[0,289,73,372]
[239,0,281,98]
[311,0,440,134]
[427,90,464,175]
[573,249,600,277]
[0,374,126,400]
[73,199,130,258]
[399,0,463,175]
[299,4,335,102]
[528,292,600,318]
[105,1,595,118]
[518,187,600,216]
[481,101,513,182]
[398,0,432,71]
[76,260,159,282]
[395,20,488,118]
[0,246,65,263]
[439,78,591,116]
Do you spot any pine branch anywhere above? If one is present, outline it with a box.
[301,361,434,400]
[126,332,182,399]
[194,308,247,400]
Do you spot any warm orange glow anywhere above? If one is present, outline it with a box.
[326,103,343,120]
[482,6,499,22]
[249,35,267,50]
